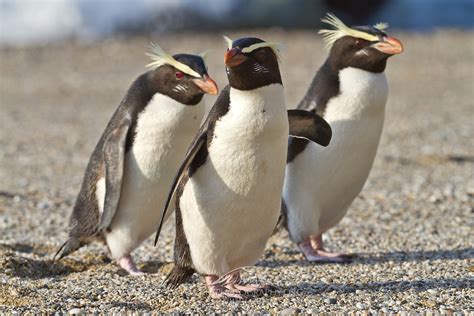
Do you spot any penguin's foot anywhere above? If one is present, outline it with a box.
[298,235,352,263]
[205,275,245,300]
[117,255,144,276]
[205,270,273,300]
[305,249,351,263]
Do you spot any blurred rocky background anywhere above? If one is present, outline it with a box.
[1,0,473,47]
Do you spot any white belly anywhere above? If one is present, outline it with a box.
[104,92,205,258]
[180,84,288,275]
[283,67,388,242]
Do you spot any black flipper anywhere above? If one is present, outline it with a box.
[164,195,195,288]
[287,109,332,147]
[154,123,208,246]
[154,85,231,246]
[98,114,132,231]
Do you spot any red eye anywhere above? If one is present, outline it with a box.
[175,71,184,79]
[355,39,368,48]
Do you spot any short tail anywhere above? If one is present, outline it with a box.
[272,199,288,236]
[164,265,194,289]
[53,237,82,260]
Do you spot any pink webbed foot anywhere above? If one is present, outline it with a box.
[205,275,245,300]
[205,269,274,300]
[298,235,352,263]
[117,254,144,276]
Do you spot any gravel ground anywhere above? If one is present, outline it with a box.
[0,30,473,313]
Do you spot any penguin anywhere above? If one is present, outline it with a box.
[154,36,332,299]
[55,43,218,275]
[282,14,403,262]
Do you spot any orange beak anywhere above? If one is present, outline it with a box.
[224,48,248,67]
[193,74,218,95]
[373,36,403,55]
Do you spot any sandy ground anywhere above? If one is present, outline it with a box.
[0,30,473,313]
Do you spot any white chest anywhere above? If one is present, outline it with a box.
[130,93,204,180]
[103,93,205,258]
[324,67,388,121]
[180,84,289,275]
[209,85,289,194]
[322,67,388,171]
[284,68,388,236]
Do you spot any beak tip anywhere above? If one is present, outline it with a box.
[195,75,218,95]
[374,36,403,55]
[387,36,404,54]
[224,48,247,67]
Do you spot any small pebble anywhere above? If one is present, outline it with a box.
[37,201,50,209]
[68,308,84,315]
[356,303,367,309]
[279,307,301,315]
[324,298,337,305]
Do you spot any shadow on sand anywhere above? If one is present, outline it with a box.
[1,242,110,279]
[257,247,473,268]
[1,242,168,279]
[262,276,473,298]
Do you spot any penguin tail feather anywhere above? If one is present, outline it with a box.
[164,266,194,289]
[53,238,81,260]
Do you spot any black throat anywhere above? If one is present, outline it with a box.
[227,62,282,91]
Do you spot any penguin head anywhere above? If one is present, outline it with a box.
[223,36,283,90]
[146,44,218,105]
[319,14,403,73]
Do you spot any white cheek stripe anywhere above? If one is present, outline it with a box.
[172,84,188,93]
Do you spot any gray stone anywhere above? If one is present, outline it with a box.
[68,308,84,315]
[356,303,367,309]
[279,307,301,315]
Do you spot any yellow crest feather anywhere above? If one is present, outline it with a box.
[318,13,382,49]
[223,35,233,50]
[198,49,211,61]
[374,22,389,31]
[146,42,201,78]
